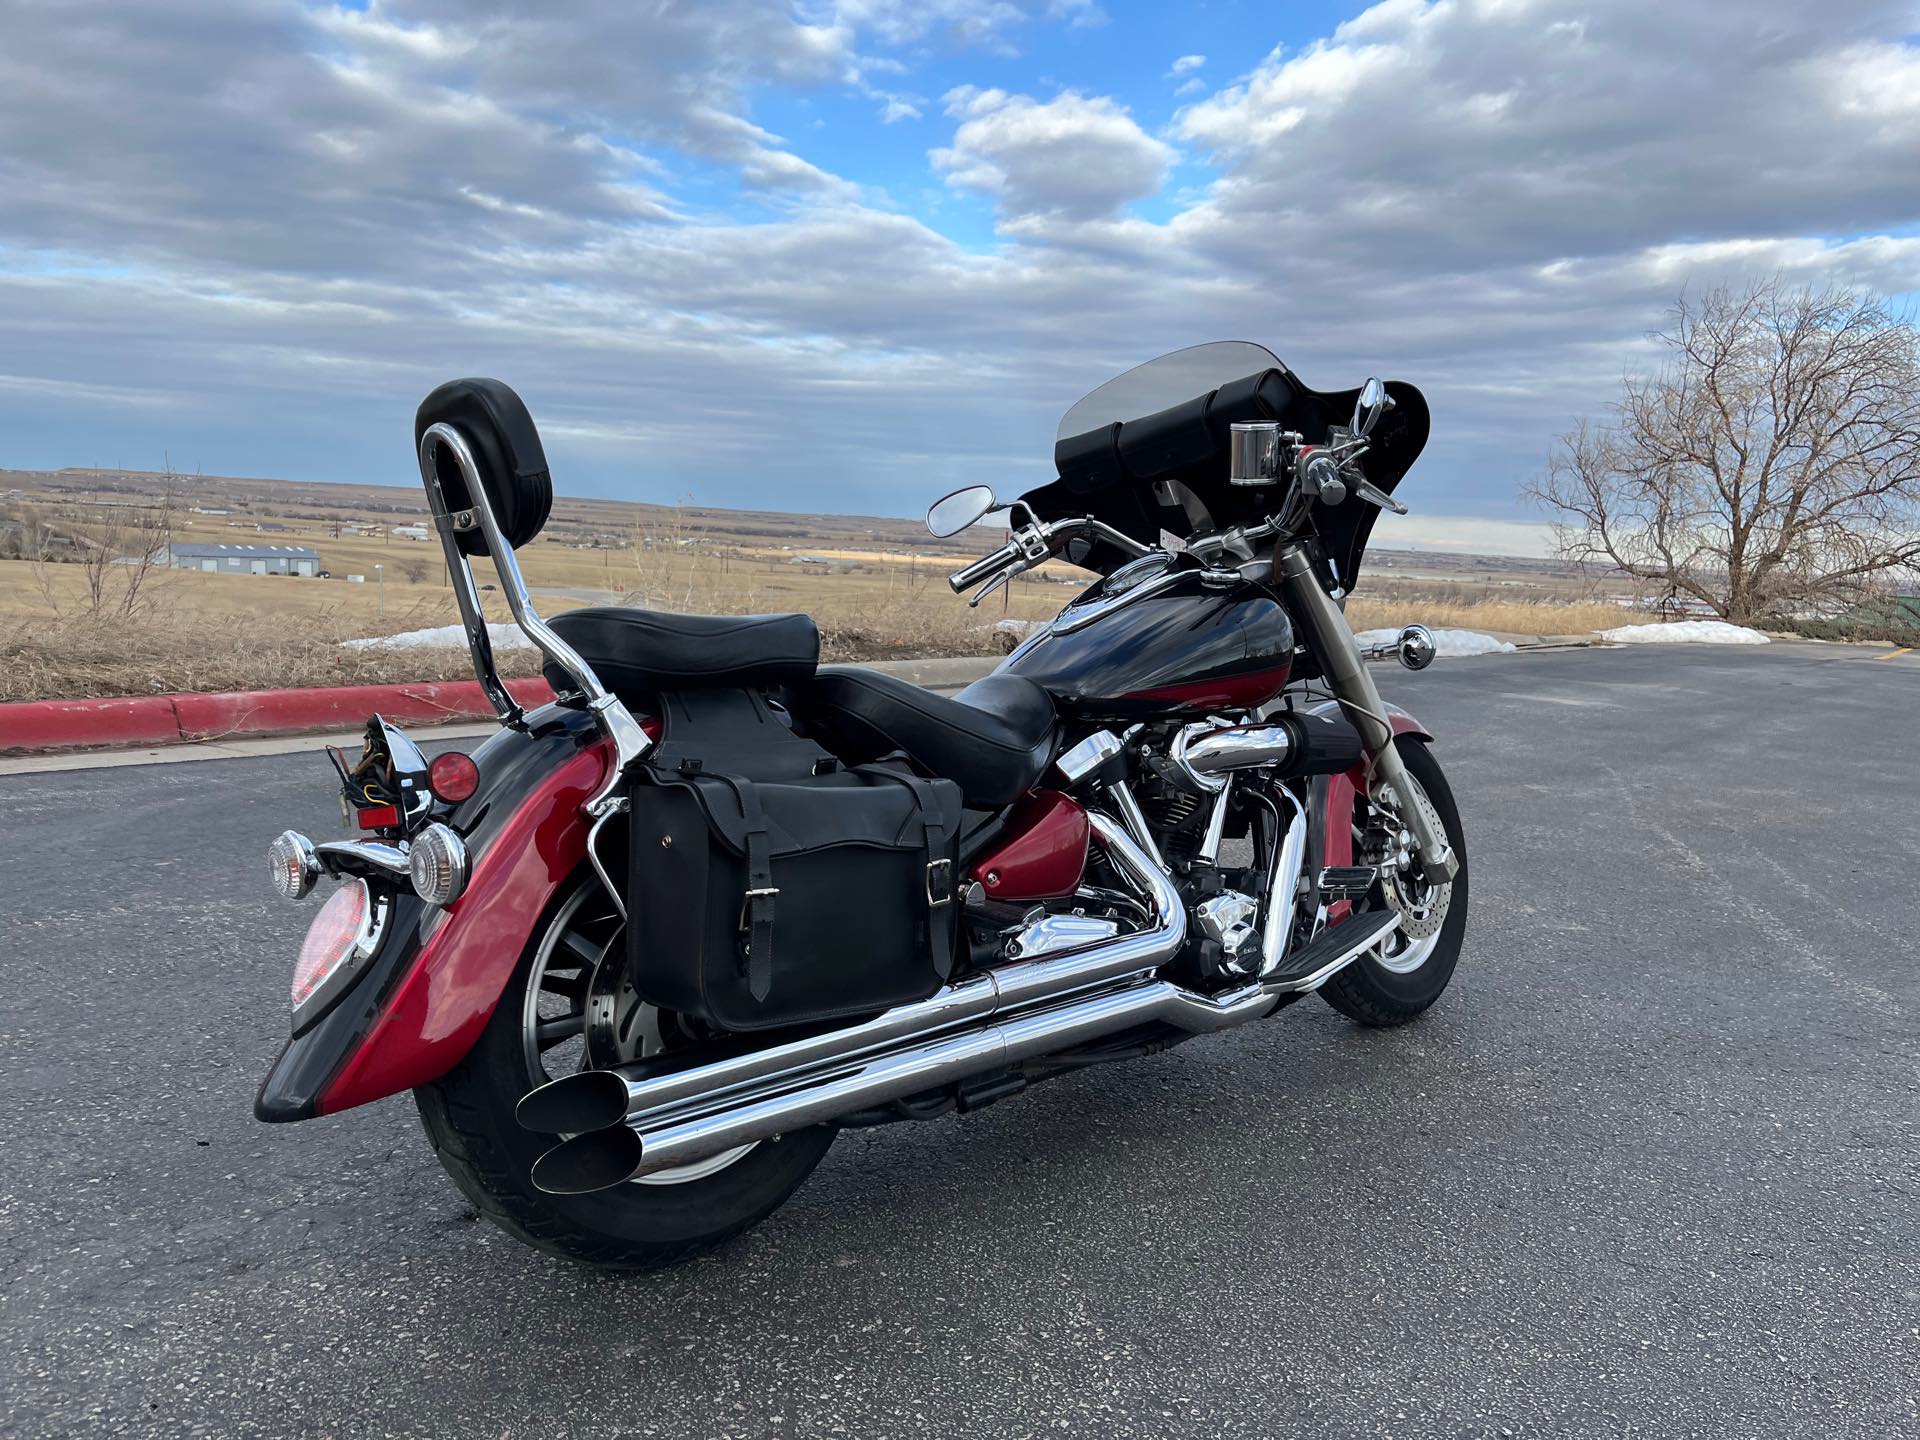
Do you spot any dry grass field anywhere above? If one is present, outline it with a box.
[0,466,1638,701]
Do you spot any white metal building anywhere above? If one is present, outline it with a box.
[165,542,321,576]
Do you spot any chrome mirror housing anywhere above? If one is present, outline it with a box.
[1352,377,1394,437]
[1396,623,1436,671]
[926,485,998,537]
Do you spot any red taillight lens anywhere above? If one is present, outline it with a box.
[428,751,480,804]
[355,803,400,831]
[291,880,370,1011]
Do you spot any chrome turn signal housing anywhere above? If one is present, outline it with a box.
[268,830,320,901]
[408,822,469,908]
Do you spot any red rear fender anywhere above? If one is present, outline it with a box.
[255,716,610,1122]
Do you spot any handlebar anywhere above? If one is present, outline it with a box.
[948,540,1023,593]
[947,515,1154,596]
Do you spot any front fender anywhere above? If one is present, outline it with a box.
[256,707,609,1121]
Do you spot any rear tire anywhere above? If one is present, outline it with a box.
[1318,737,1469,1027]
[414,873,836,1270]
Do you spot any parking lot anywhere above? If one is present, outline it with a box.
[1,642,1914,1438]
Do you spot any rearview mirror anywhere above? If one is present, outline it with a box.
[1352,377,1394,437]
[926,485,998,537]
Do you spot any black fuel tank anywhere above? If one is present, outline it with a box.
[998,552,1293,722]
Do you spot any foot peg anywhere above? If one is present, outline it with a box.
[1317,866,1377,901]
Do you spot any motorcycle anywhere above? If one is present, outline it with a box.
[256,341,1468,1269]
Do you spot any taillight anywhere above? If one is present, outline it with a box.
[428,751,480,804]
[290,880,382,1027]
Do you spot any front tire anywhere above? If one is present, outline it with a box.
[414,873,836,1270]
[1318,736,1469,1027]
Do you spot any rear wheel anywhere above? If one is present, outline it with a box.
[1318,737,1469,1027]
[414,873,836,1269]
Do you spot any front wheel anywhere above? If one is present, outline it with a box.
[1318,736,1469,1027]
[414,873,836,1269]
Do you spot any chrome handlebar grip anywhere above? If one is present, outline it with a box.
[948,514,1154,594]
[949,539,1023,593]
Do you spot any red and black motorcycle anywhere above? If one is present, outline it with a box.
[257,341,1468,1269]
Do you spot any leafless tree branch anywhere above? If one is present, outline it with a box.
[1527,278,1920,622]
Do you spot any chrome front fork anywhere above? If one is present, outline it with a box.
[1274,541,1458,883]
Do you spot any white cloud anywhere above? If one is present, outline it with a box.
[1169,54,1206,75]
[0,0,1918,529]
[933,87,1175,224]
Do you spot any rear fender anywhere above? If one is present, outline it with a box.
[1305,699,1432,922]
[256,707,610,1121]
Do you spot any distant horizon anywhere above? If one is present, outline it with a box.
[5,458,1562,560]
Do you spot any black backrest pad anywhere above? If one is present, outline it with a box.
[414,378,554,556]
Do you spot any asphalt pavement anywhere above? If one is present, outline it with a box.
[1,642,1914,1438]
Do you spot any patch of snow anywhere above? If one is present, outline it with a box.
[340,623,536,652]
[1598,621,1769,646]
[1354,627,1516,657]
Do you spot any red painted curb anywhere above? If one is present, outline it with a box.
[0,695,185,753]
[1,676,557,754]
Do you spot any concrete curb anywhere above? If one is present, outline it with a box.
[0,659,1001,757]
[0,677,558,755]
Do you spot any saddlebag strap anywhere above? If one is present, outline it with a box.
[865,768,956,979]
[729,779,778,1002]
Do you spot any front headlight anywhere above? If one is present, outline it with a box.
[408,823,469,908]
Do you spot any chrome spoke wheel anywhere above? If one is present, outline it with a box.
[521,884,756,1185]
[1355,771,1453,976]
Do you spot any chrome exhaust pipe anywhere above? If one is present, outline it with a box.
[529,916,1398,1195]
[518,812,1185,1137]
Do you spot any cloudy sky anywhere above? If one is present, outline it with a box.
[2,0,1917,552]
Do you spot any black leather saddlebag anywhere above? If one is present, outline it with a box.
[626,690,962,1032]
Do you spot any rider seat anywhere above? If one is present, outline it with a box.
[787,666,1059,809]
[546,607,819,695]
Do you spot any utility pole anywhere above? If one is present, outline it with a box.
[376,563,384,616]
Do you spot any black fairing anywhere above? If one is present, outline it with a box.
[1024,365,1429,591]
[254,704,599,1122]
[998,552,1293,722]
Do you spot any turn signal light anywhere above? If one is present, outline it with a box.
[409,822,470,908]
[268,830,320,901]
[428,751,480,804]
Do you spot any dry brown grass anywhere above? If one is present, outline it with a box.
[1344,596,1641,635]
[0,542,1036,700]
[0,487,1635,702]
[0,613,545,702]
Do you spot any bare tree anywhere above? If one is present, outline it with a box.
[34,469,182,619]
[1531,280,1920,623]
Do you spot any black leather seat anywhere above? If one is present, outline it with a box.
[790,666,1059,809]
[547,607,818,697]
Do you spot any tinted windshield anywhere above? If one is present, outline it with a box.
[1056,341,1284,441]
